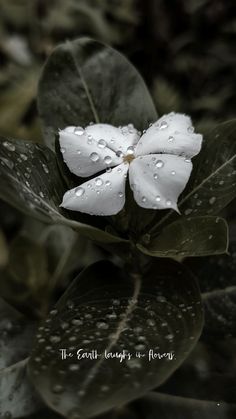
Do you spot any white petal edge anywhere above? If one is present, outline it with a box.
[59,126,122,177]
[60,163,129,216]
[129,154,193,211]
[85,123,140,154]
[135,113,202,158]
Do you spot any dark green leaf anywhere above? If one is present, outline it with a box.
[185,225,236,339]
[28,260,203,418]
[158,340,236,404]
[139,216,229,258]
[37,37,157,150]
[0,359,42,418]
[202,287,236,339]
[0,137,128,244]
[0,298,35,369]
[135,392,236,419]
[151,121,236,234]
[0,299,42,417]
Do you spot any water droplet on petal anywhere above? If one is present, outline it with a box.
[74,127,84,136]
[104,156,112,164]
[166,199,172,206]
[90,152,99,162]
[61,148,66,154]
[116,150,124,158]
[159,121,168,130]
[142,196,147,203]
[155,195,161,202]
[126,146,135,155]
[153,173,158,180]
[187,126,194,133]
[171,171,176,175]
[105,180,111,186]
[118,192,123,198]
[95,178,103,186]
[75,187,84,197]
[156,160,164,168]
[168,136,174,142]
[98,139,106,148]
[185,158,191,163]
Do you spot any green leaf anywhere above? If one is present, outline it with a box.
[186,230,236,338]
[0,359,42,418]
[0,298,35,369]
[135,392,236,419]
[28,260,203,418]
[37,37,157,150]
[0,137,128,244]
[0,299,42,417]
[139,216,229,258]
[158,339,236,403]
[150,120,236,234]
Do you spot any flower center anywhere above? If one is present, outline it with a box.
[123,154,135,164]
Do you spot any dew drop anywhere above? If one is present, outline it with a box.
[42,164,49,174]
[156,160,164,168]
[118,192,124,198]
[185,158,191,163]
[75,187,84,197]
[95,178,103,186]
[142,196,147,203]
[135,344,145,351]
[116,150,124,158]
[166,199,172,206]
[187,126,194,133]
[69,364,80,371]
[74,127,84,136]
[96,322,109,330]
[104,156,112,164]
[90,152,99,162]
[171,170,176,175]
[153,173,158,180]
[155,195,161,202]
[159,121,168,130]
[105,180,111,186]
[168,136,174,142]
[126,146,135,155]
[127,359,141,369]
[98,139,106,148]
[3,141,15,152]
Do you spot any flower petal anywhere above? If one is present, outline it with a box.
[129,154,193,211]
[135,113,202,158]
[60,163,129,216]
[85,123,140,154]
[59,126,122,177]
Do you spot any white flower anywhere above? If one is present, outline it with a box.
[59,113,202,216]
